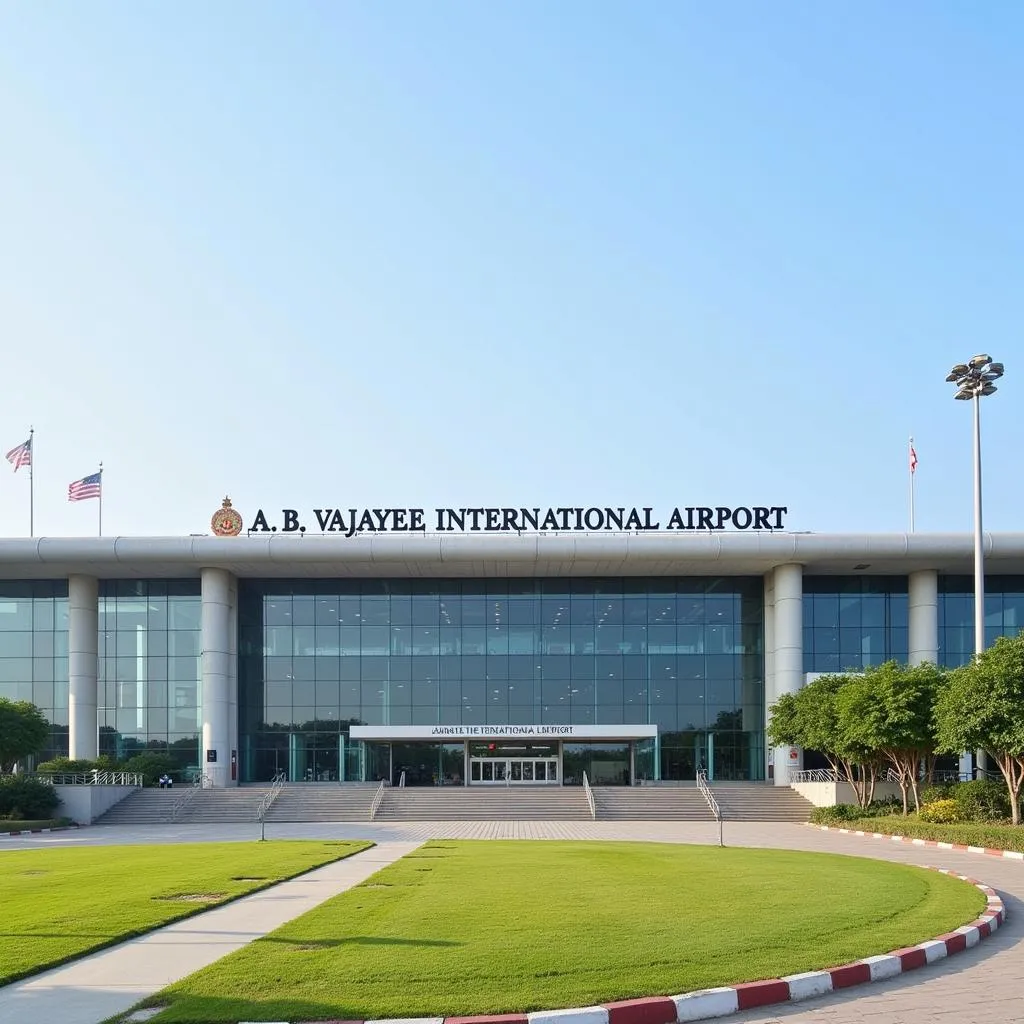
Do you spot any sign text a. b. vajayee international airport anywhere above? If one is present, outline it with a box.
[242,504,789,537]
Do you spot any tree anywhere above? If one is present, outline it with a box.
[767,674,879,808]
[935,632,1024,825]
[837,661,943,814]
[0,699,50,773]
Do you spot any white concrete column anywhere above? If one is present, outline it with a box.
[908,570,938,666]
[762,573,775,781]
[772,563,804,786]
[227,591,239,784]
[201,568,237,788]
[68,575,99,760]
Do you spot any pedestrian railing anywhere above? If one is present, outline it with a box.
[398,770,406,788]
[790,769,841,783]
[165,772,211,823]
[369,779,386,821]
[582,771,596,820]
[697,768,723,847]
[257,770,287,839]
[31,772,144,787]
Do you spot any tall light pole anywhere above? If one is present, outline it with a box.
[946,354,1004,658]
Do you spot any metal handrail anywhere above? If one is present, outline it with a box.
[582,771,596,820]
[398,770,406,788]
[790,767,984,785]
[791,769,841,783]
[369,779,386,820]
[30,771,144,787]
[257,770,287,839]
[165,772,211,823]
[696,768,723,846]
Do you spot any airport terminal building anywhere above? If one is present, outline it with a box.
[1,503,1022,788]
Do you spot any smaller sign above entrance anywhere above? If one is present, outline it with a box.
[349,724,657,741]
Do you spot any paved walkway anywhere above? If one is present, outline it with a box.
[0,840,421,1024]
[1,821,1021,1023]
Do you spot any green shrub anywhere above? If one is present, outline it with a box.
[952,778,1011,823]
[35,757,99,774]
[918,799,960,824]
[122,753,177,787]
[862,796,903,817]
[815,816,1024,852]
[918,783,954,806]
[0,776,60,820]
[809,804,863,824]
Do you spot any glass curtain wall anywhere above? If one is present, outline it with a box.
[802,576,909,674]
[0,581,69,763]
[938,576,1024,667]
[238,577,765,783]
[97,581,202,774]
[0,580,201,773]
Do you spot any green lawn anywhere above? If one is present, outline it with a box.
[144,840,985,1022]
[0,840,371,985]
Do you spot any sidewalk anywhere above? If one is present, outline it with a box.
[0,840,421,1024]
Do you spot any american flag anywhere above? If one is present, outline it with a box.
[5,438,32,471]
[68,471,102,502]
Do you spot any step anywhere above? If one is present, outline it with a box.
[375,788,592,821]
[708,784,814,822]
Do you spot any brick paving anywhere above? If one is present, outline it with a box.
[2,818,1021,1023]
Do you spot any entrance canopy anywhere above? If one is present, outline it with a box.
[349,724,657,742]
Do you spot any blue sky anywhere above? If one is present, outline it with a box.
[1,2,1020,538]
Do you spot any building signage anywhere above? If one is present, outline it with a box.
[350,724,658,741]
[243,505,789,537]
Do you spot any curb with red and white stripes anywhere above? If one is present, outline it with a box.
[811,823,1024,861]
[0,825,79,838]
[224,867,1004,1024]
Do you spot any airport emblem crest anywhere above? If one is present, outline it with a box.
[211,497,243,537]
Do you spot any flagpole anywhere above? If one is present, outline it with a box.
[908,436,915,532]
[28,427,34,538]
[98,462,103,537]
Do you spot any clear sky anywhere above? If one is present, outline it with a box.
[0,1,1020,539]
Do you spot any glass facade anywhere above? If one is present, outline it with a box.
[802,576,908,674]
[97,581,202,773]
[938,575,1024,667]
[0,580,201,771]
[7,569,1022,784]
[0,581,69,762]
[238,577,765,783]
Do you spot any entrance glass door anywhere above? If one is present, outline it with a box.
[469,757,559,784]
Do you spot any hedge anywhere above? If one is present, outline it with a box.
[0,776,60,820]
[812,815,1024,853]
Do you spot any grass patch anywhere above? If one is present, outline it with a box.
[144,840,985,1022]
[814,816,1024,851]
[0,839,371,985]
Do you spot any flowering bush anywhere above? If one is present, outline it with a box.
[919,798,960,824]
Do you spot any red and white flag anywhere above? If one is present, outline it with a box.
[5,437,31,471]
[909,442,918,474]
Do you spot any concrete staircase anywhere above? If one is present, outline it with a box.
[94,788,180,824]
[180,787,273,823]
[710,783,814,822]
[266,784,378,822]
[95,781,814,825]
[592,786,715,821]
[374,786,593,821]
[95,786,273,825]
